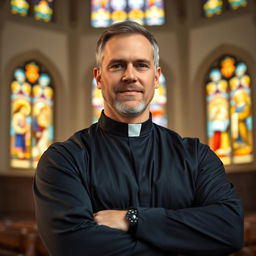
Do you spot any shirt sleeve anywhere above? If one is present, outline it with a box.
[33,143,167,256]
[134,142,244,256]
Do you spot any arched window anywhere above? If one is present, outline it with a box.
[10,61,54,169]
[92,73,167,127]
[206,55,253,165]
[203,0,248,18]
[10,0,54,22]
[91,0,165,28]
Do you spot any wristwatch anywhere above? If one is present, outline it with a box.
[126,208,138,232]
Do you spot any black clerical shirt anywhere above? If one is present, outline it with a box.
[33,112,243,256]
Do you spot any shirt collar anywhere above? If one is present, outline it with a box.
[98,111,153,137]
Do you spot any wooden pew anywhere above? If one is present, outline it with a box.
[0,226,36,256]
[0,220,48,256]
[231,214,256,256]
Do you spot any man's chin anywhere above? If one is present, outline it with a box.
[114,102,146,117]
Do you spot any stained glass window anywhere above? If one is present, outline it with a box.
[203,0,248,17]
[150,73,167,127]
[92,78,104,124]
[206,56,253,165]
[92,73,167,126]
[10,0,30,16]
[34,0,54,22]
[10,61,54,169]
[10,0,54,22]
[227,0,248,10]
[203,0,223,17]
[91,0,165,28]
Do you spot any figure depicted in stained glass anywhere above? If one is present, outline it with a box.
[228,0,248,10]
[91,0,111,27]
[110,0,127,24]
[10,0,30,16]
[230,63,253,162]
[206,69,231,164]
[32,73,54,164]
[128,0,145,25]
[145,0,165,25]
[12,101,31,160]
[34,0,54,22]
[206,56,253,165]
[203,0,223,17]
[10,61,54,169]
[10,69,32,167]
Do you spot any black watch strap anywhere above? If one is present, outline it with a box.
[126,208,138,233]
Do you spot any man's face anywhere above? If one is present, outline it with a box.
[94,33,161,122]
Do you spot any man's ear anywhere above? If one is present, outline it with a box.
[154,67,161,89]
[93,67,102,89]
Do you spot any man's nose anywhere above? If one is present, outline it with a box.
[122,64,137,82]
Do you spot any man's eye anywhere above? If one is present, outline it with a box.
[136,63,149,69]
[109,64,123,70]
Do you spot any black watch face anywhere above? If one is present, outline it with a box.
[127,209,138,224]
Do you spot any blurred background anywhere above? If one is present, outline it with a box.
[0,0,256,255]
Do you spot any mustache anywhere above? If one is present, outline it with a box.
[115,84,144,93]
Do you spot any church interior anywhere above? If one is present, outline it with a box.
[0,0,256,255]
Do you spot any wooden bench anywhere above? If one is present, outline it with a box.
[0,220,48,256]
[0,226,36,256]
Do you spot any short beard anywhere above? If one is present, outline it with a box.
[114,101,147,117]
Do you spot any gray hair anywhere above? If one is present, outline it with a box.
[95,21,160,68]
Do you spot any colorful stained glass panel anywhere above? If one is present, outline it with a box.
[10,69,32,168]
[228,0,248,10]
[150,73,167,127]
[229,62,253,163]
[203,0,223,17]
[34,0,54,22]
[10,0,30,16]
[32,73,54,167]
[145,0,165,26]
[206,68,231,164]
[91,0,165,27]
[110,0,127,24]
[128,0,145,25]
[91,0,111,28]
[206,56,253,165]
[10,61,54,169]
[92,78,104,123]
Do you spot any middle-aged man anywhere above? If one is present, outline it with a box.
[33,21,243,256]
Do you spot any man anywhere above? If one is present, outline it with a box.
[33,21,243,256]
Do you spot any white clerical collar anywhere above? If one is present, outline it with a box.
[128,123,142,137]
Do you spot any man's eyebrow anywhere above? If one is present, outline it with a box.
[108,58,151,64]
[108,59,126,64]
[135,59,151,63]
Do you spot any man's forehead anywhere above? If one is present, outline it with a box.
[102,34,153,60]
[103,34,151,51]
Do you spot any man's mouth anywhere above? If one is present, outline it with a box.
[117,86,143,94]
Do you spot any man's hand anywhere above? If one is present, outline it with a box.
[93,210,129,232]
